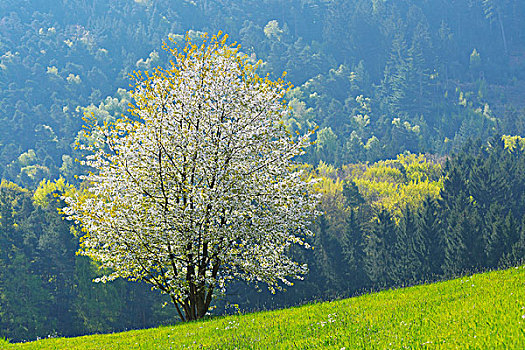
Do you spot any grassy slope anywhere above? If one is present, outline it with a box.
[6,266,525,349]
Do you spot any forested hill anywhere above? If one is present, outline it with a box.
[1,0,525,188]
[2,0,525,343]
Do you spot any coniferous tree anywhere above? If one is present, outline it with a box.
[0,182,53,341]
[392,207,420,286]
[312,214,343,295]
[364,209,397,287]
[468,145,507,211]
[484,207,519,267]
[380,31,410,118]
[508,216,525,266]
[32,200,80,336]
[415,197,443,279]
[440,165,470,276]
[342,208,369,293]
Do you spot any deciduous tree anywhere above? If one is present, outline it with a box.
[63,32,317,321]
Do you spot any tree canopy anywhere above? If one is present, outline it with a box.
[63,32,318,321]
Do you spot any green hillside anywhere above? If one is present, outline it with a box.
[5,266,525,349]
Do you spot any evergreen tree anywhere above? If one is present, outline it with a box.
[484,207,519,267]
[380,30,410,117]
[0,182,53,341]
[440,166,470,276]
[392,207,420,286]
[415,197,443,279]
[364,209,397,287]
[508,216,525,266]
[342,209,369,293]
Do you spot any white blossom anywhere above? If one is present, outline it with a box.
[63,32,318,321]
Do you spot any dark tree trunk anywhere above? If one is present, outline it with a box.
[174,258,221,322]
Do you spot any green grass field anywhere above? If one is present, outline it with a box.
[5,266,525,349]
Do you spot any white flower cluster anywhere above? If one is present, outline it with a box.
[63,33,318,320]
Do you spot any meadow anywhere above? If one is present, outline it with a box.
[4,266,525,349]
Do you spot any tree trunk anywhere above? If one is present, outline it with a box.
[497,11,509,55]
[176,258,221,321]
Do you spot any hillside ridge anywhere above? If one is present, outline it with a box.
[6,266,525,349]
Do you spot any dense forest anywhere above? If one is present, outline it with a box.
[1,0,525,342]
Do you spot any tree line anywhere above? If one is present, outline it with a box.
[302,136,525,300]
[0,180,175,342]
[2,136,523,341]
[220,136,525,311]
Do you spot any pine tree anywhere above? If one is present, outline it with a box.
[380,31,410,117]
[392,207,420,286]
[508,216,525,266]
[484,207,519,267]
[341,209,369,292]
[364,209,397,287]
[440,166,469,276]
[415,197,443,279]
[0,182,53,341]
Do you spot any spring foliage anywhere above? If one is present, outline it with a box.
[62,32,317,321]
